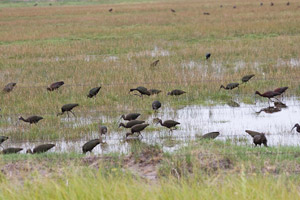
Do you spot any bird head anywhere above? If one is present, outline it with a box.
[118,123,125,128]
[125,133,131,138]
[153,118,161,124]
[18,116,23,120]
[47,87,52,91]
[219,85,225,91]
[120,115,125,120]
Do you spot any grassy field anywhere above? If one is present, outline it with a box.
[0,0,300,198]
[0,0,300,139]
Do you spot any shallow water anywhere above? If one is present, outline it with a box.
[3,98,300,155]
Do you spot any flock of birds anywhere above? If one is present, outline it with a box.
[0,57,296,155]
[0,1,297,154]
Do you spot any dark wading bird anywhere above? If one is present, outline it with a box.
[57,103,79,117]
[129,86,150,97]
[220,5,223,8]
[126,124,149,138]
[87,86,101,98]
[167,89,186,96]
[156,118,180,132]
[149,89,162,95]
[152,100,161,112]
[233,5,236,8]
[219,83,239,90]
[47,81,64,91]
[206,53,211,60]
[0,136,9,148]
[82,139,102,154]
[109,8,113,12]
[255,91,281,105]
[171,9,176,13]
[19,116,43,124]
[270,2,274,6]
[246,130,268,147]
[260,2,263,6]
[241,74,255,84]
[3,82,16,93]
[150,60,159,67]
[34,3,38,6]
[291,123,300,133]
[119,120,145,128]
[287,2,290,6]
[1,147,23,154]
[203,12,210,15]
[99,124,108,136]
[26,144,55,154]
[120,113,141,121]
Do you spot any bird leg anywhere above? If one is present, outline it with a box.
[67,112,70,118]
[70,111,76,117]
[0,144,4,149]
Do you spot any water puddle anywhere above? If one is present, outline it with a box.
[2,98,300,155]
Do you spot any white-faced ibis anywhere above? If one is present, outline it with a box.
[152,100,161,112]
[34,3,38,6]
[19,116,43,124]
[57,103,79,117]
[82,139,102,154]
[260,2,263,6]
[109,8,113,12]
[203,12,210,15]
[287,2,290,6]
[120,113,140,121]
[119,120,145,128]
[130,86,150,97]
[220,83,239,90]
[126,123,149,138]
[241,74,255,83]
[156,119,180,132]
[167,89,186,96]
[253,133,268,147]
[150,60,159,67]
[47,81,64,91]
[99,124,107,136]
[26,144,55,154]
[1,147,23,154]
[171,9,176,13]
[220,5,223,8]
[149,89,162,95]
[255,91,281,105]
[270,2,274,6]
[87,86,101,98]
[291,124,300,133]
[206,53,211,60]
[0,136,8,148]
[3,82,16,93]
[201,132,220,140]
[233,5,236,8]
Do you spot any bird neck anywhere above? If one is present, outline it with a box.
[19,117,27,122]
[220,85,225,89]
[119,123,125,128]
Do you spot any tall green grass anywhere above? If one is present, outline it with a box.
[0,168,299,200]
